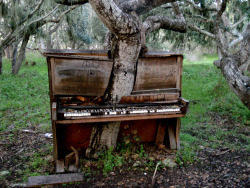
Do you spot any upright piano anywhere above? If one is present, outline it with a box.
[43,49,189,168]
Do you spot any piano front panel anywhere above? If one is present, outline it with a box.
[50,58,113,96]
[133,56,182,91]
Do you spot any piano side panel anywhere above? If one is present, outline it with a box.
[133,56,180,91]
[50,58,113,96]
[176,56,183,90]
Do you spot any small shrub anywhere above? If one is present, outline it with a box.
[99,147,124,175]
[175,145,197,166]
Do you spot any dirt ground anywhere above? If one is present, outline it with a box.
[0,127,249,188]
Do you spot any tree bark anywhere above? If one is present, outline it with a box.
[0,47,2,75]
[12,34,30,75]
[46,34,53,49]
[5,45,14,59]
[220,57,250,109]
[214,1,250,109]
[11,42,18,74]
[85,0,141,158]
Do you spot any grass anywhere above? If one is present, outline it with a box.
[177,53,250,164]
[0,52,50,132]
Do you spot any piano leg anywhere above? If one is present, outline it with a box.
[155,119,167,147]
[168,118,181,150]
[155,118,180,150]
[52,120,59,161]
[168,122,177,150]
[176,118,181,150]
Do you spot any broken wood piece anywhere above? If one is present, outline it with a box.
[71,146,79,168]
[151,162,160,188]
[56,159,65,173]
[158,144,166,150]
[65,148,82,167]
[65,151,75,167]
[75,96,90,102]
[26,173,84,187]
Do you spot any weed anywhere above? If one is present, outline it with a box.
[175,145,197,166]
[138,144,146,157]
[99,147,124,175]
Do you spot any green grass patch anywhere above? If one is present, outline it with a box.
[180,53,249,156]
[0,52,50,132]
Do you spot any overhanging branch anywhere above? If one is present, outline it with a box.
[143,16,186,36]
[184,0,217,11]
[55,0,88,5]
[117,0,178,15]
[188,24,215,38]
[215,0,229,57]
[48,5,80,23]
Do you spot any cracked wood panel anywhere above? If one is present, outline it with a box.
[50,57,113,96]
[133,55,182,91]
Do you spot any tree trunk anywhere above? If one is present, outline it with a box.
[86,35,141,158]
[12,34,30,75]
[220,56,250,109]
[46,34,53,49]
[0,47,2,75]
[4,48,10,59]
[11,42,18,74]
[4,45,14,59]
[40,38,46,50]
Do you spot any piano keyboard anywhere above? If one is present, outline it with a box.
[62,105,181,119]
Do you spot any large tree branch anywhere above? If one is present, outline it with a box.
[229,36,243,49]
[89,0,141,35]
[143,16,186,36]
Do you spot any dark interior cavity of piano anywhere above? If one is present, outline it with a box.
[43,49,189,170]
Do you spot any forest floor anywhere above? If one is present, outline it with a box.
[0,52,249,187]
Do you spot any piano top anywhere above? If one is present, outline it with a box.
[42,49,183,60]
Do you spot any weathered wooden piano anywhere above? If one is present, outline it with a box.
[43,49,189,169]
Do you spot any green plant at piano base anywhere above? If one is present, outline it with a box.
[98,146,124,175]
[175,144,197,166]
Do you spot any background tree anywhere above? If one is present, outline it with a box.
[0,0,79,75]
